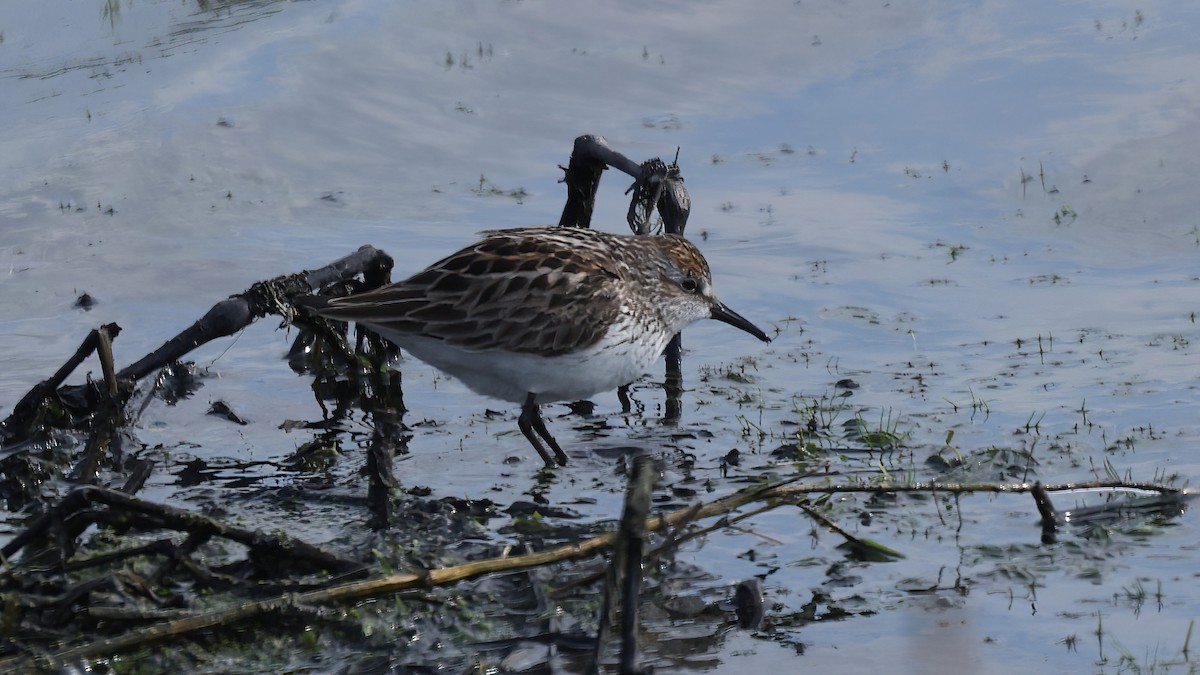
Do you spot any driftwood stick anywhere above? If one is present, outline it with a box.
[116,298,252,383]
[558,135,613,229]
[95,326,119,397]
[571,134,643,178]
[558,135,665,231]
[0,323,121,444]
[303,244,394,291]
[118,245,392,383]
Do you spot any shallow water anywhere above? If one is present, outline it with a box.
[2,0,1199,672]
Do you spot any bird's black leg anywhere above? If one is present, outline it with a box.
[518,393,568,467]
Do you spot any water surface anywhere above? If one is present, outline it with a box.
[2,0,1199,672]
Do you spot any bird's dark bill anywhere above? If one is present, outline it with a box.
[711,301,771,343]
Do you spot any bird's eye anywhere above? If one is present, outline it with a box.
[680,278,699,293]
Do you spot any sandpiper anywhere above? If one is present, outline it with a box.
[299,226,770,467]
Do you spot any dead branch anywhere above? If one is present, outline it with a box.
[1,486,367,578]
[117,245,392,383]
[557,134,689,235]
[0,324,122,446]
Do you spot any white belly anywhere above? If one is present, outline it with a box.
[387,328,672,404]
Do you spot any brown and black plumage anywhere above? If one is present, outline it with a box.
[300,227,769,467]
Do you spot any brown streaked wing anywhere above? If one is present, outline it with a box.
[317,230,624,356]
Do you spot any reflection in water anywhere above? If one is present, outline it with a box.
[97,0,289,35]
[168,0,290,41]
[662,335,684,426]
[6,0,291,85]
[290,324,406,419]
[101,0,120,32]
